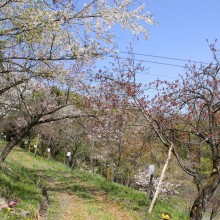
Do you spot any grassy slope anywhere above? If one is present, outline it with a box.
[0,142,189,220]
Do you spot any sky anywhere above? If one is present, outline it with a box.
[99,0,220,85]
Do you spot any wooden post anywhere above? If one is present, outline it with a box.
[146,174,154,200]
[146,164,155,200]
[34,144,37,157]
[106,163,111,181]
[47,148,52,160]
[66,152,72,167]
[148,144,173,213]
[34,134,39,157]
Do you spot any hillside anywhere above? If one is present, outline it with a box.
[0,142,189,220]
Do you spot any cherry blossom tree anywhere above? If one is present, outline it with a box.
[36,118,87,163]
[0,76,95,162]
[83,106,152,185]
[0,0,154,79]
[94,44,220,219]
[140,45,220,219]
[0,0,155,160]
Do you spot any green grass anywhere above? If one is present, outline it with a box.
[0,142,190,220]
[0,163,40,219]
[47,191,60,220]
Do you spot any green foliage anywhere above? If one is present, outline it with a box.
[33,90,43,97]
[199,157,212,174]
[0,164,40,219]
[51,86,64,97]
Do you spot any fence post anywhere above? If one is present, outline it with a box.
[106,163,111,181]
[66,152,72,167]
[34,144,37,157]
[146,164,155,200]
[47,148,52,160]
[146,174,154,200]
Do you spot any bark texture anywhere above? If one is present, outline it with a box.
[190,172,220,220]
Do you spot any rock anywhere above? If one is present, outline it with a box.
[10,208,30,217]
[0,198,8,210]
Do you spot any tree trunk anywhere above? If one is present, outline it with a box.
[0,136,22,162]
[190,172,220,220]
[0,126,31,162]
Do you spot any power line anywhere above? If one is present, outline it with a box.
[93,66,178,79]
[119,51,210,65]
[134,71,177,79]
[97,52,207,76]
[105,54,204,70]
[108,55,186,68]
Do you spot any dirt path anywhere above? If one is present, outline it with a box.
[40,173,143,220]
[54,191,141,220]
[8,149,145,220]
[45,177,143,220]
